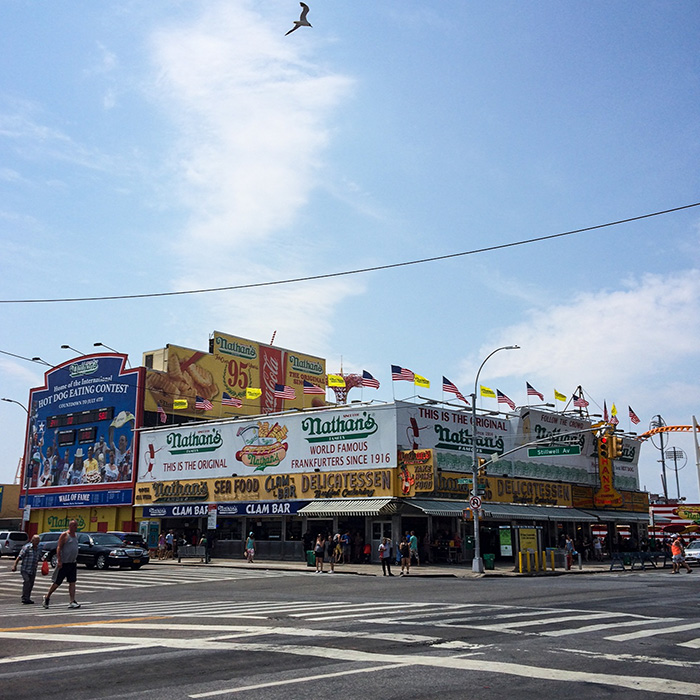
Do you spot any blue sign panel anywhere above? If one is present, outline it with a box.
[22,354,141,507]
[22,488,133,509]
[142,501,309,518]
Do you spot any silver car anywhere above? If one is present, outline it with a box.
[684,540,700,565]
[0,531,29,557]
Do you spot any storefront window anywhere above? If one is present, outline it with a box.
[249,518,282,541]
[217,519,243,541]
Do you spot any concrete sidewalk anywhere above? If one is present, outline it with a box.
[148,555,668,578]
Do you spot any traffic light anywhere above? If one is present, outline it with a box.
[477,457,488,477]
[598,433,611,460]
[611,435,624,459]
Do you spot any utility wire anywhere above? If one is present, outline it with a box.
[2,201,698,305]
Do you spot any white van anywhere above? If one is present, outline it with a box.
[0,531,29,557]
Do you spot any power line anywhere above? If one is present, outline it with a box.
[2,201,698,305]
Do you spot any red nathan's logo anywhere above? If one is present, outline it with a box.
[260,346,285,413]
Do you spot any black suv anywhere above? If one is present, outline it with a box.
[107,531,147,548]
[38,532,62,567]
[77,532,149,570]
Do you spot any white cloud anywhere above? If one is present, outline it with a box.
[458,269,700,410]
[148,0,360,348]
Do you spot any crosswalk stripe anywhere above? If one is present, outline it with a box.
[605,622,700,642]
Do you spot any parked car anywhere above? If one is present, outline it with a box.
[38,531,62,567]
[107,531,147,548]
[0,531,28,557]
[77,532,149,570]
[685,540,700,565]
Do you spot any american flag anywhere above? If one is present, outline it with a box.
[603,401,609,422]
[526,382,544,401]
[442,376,469,404]
[573,392,589,408]
[222,392,243,407]
[157,404,167,424]
[497,390,516,410]
[628,406,641,425]
[361,370,380,389]
[274,384,296,400]
[195,396,213,411]
[391,365,414,382]
[303,380,325,395]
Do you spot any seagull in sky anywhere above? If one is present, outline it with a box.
[285,2,312,36]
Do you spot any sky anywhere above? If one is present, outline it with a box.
[1,1,699,500]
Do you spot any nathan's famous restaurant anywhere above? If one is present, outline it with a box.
[18,330,648,565]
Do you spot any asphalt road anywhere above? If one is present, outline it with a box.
[0,559,698,699]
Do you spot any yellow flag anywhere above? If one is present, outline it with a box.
[414,374,430,389]
[327,374,346,387]
[173,399,188,410]
[554,389,566,402]
[246,387,262,399]
[611,403,618,416]
[480,385,496,399]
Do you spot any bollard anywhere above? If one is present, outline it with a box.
[578,552,582,570]
[550,549,555,571]
[526,551,531,573]
[534,550,539,571]
[518,550,524,573]
[540,550,546,571]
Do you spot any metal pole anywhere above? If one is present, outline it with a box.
[659,424,668,501]
[470,345,519,574]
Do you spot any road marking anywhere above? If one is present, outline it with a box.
[606,622,700,642]
[0,616,168,632]
[2,624,700,696]
[190,663,411,697]
[678,638,700,649]
[467,612,615,632]
[540,618,669,637]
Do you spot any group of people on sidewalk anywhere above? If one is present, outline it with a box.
[379,531,420,577]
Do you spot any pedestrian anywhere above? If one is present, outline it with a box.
[158,532,166,560]
[564,535,575,570]
[379,537,394,576]
[12,534,42,604]
[399,537,410,576]
[314,533,325,573]
[409,530,420,566]
[198,532,208,563]
[165,529,174,559]
[671,536,692,574]
[362,541,371,564]
[593,536,603,561]
[325,534,336,574]
[245,532,255,563]
[43,519,81,609]
[341,530,351,564]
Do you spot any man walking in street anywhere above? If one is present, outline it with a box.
[671,536,693,574]
[12,534,42,604]
[43,519,81,609]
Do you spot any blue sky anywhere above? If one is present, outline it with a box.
[1,1,699,500]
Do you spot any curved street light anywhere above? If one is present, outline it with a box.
[31,356,53,367]
[1,397,28,413]
[470,345,520,573]
[94,342,131,367]
[61,344,85,356]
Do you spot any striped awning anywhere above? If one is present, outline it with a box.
[298,497,399,517]
[481,503,554,521]
[401,499,471,517]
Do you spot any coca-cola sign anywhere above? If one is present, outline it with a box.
[260,345,285,414]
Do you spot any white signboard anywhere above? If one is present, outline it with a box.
[138,404,397,482]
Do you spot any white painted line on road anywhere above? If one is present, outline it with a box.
[678,637,700,649]
[0,644,158,665]
[189,663,411,697]
[606,622,700,642]
[540,618,670,637]
[2,626,700,696]
[556,647,700,669]
[470,612,617,632]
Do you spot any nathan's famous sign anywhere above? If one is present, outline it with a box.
[137,405,397,482]
[144,332,326,420]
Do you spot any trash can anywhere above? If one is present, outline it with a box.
[483,553,495,570]
[306,550,316,567]
[622,554,631,566]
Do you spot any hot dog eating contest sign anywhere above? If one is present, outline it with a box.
[138,405,397,482]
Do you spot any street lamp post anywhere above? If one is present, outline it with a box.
[94,342,131,367]
[31,356,52,367]
[470,345,520,573]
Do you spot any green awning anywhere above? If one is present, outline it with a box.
[583,510,650,524]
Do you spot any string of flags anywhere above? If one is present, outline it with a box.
[157,363,644,428]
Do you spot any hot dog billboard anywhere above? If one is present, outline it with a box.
[138,404,397,481]
[144,334,326,419]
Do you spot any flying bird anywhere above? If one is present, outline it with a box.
[285,2,312,36]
